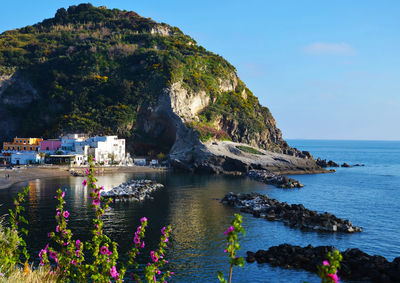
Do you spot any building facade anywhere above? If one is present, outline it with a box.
[3,137,43,152]
[39,139,62,154]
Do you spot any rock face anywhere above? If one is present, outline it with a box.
[221,192,362,233]
[100,180,164,201]
[169,140,325,174]
[246,244,400,283]
[247,170,304,188]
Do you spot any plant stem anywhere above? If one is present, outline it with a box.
[228,264,233,283]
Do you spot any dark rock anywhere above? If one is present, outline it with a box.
[316,158,339,168]
[341,163,352,167]
[221,192,361,233]
[247,244,398,283]
[247,170,304,189]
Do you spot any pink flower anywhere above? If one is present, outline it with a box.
[82,179,87,186]
[328,273,340,283]
[56,225,60,233]
[163,237,169,243]
[134,235,140,244]
[71,259,77,265]
[150,251,158,263]
[141,241,145,248]
[161,227,166,235]
[224,249,228,253]
[61,191,65,198]
[323,260,330,266]
[224,226,234,235]
[76,239,81,247]
[38,249,46,258]
[49,251,57,259]
[93,198,100,206]
[86,168,89,175]
[76,250,80,257]
[63,211,70,218]
[100,246,109,255]
[140,217,148,223]
[110,266,119,278]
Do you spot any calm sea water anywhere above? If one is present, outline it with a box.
[1,140,399,282]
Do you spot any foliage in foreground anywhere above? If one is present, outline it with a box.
[218,213,245,283]
[1,156,173,282]
[317,250,342,283]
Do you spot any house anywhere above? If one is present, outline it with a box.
[1,137,43,165]
[11,152,40,165]
[39,139,62,154]
[84,136,125,164]
[58,134,126,165]
[3,137,43,153]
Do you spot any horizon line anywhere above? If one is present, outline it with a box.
[285,138,400,142]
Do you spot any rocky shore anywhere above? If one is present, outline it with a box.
[247,170,304,188]
[246,244,400,283]
[221,192,361,233]
[100,180,164,201]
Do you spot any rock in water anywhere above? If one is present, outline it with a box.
[221,192,361,233]
[247,244,400,283]
[101,180,164,201]
[247,170,304,188]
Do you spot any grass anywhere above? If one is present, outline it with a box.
[236,145,264,155]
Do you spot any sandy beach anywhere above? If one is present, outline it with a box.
[0,165,166,190]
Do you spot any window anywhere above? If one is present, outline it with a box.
[24,146,26,150]
[31,147,33,150]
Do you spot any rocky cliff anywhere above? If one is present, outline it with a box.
[0,4,319,172]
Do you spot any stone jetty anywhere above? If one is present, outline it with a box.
[246,244,400,283]
[100,180,164,201]
[247,170,304,188]
[221,192,361,233]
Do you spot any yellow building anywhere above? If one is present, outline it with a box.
[3,137,43,152]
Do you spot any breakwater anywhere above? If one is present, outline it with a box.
[246,244,400,283]
[221,192,361,233]
[100,180,164,201]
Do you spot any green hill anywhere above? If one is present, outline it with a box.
[0,3,304,158]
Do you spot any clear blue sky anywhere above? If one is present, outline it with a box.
[1,1,399,140]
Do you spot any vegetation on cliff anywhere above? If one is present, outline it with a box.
[0,3,290,155]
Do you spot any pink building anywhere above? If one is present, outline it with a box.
[40,139,62,154]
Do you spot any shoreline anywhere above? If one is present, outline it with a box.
[0,165,167,190]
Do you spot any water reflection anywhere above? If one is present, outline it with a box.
[4,173,321,282]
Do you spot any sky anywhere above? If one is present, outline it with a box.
[1,0,399,140]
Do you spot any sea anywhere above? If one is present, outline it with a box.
[1,140,399,282]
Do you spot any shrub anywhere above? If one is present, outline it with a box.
[236,145,264,155]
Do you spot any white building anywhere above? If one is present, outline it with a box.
[11,152,40,165]
[85,136,125,164]
[59,135,125,165]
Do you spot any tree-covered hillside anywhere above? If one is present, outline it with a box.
[0,3,291,155]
